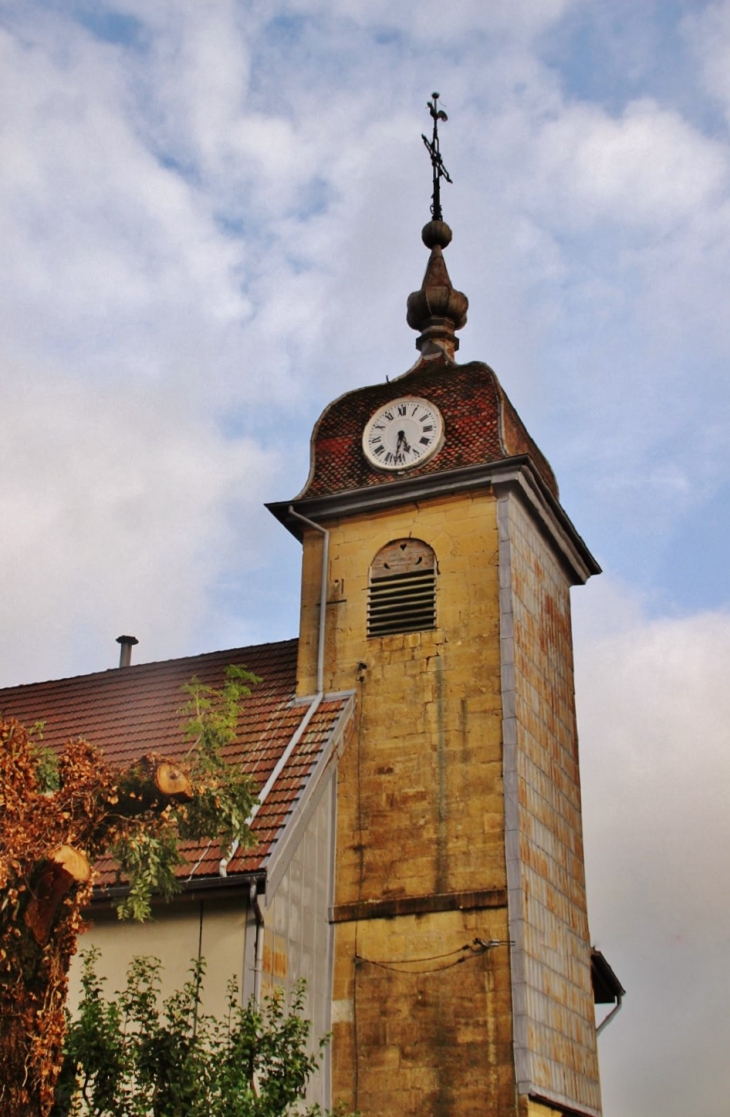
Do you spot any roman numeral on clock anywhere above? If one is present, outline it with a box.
[362,397,443,471]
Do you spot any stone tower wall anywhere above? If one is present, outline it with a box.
[297,491,518,1116]
[499,491,601,1115]
[294,476,601,1117]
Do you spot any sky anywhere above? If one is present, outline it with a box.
[0,0,729,1113]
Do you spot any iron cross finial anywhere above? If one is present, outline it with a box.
[421,92,452,222]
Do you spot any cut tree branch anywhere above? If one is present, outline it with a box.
[24,845,91,946]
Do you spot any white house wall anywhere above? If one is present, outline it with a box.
[67,895,249,1021]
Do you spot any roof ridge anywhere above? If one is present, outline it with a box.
[0,637,299,693]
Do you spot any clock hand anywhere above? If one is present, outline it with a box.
[396,430,411,453]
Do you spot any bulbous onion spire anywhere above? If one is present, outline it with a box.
[406,219,468,359]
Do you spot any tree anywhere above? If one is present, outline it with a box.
[52,951,327,1117]
[0,666,259,1117]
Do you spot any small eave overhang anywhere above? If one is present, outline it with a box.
[90,870,266,908]
[268,455,601,586]
[591,947,626,1004]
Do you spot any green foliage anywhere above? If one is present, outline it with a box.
[111,664,261,922]
[53,950,332,1117]
[182,664,261,771]
[177,664,262,850]
[27,722,60,793]
[112,830,184,923]
[51,950,125,1117]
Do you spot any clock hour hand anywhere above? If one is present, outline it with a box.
[396,430,411,454]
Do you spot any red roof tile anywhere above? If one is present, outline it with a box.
[299,354,558,500]
[0,640,353,887]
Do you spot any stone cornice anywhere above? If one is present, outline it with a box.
[267,455,600,586]
[331,887,507,924]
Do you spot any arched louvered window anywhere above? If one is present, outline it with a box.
[367,539,437,638]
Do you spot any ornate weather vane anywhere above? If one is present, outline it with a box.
[421,92,452,222]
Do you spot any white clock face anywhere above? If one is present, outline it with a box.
[362,397,444,471]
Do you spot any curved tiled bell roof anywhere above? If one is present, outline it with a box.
[296,352,558,502]
[289,214,557,506]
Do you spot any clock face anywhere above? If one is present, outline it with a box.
[362,397,444,471]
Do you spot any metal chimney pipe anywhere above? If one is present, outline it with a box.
[116,635,139,668]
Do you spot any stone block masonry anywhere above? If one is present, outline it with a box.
[499,491,601,1117]
[295,478,601,1117]
[297,492,518,1116]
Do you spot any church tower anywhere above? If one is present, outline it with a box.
[269,99,605,1117]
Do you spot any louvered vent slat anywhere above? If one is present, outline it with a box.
[368,540,437,638]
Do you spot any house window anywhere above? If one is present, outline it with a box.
[367,539,437,637]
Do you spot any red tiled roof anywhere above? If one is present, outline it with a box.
[0,640,353,887]
[299,353,558,500]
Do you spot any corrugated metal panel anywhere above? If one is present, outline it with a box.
[260,787,334,1110]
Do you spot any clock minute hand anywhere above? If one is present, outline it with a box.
[396,430,411,454]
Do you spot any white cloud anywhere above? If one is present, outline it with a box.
[0,4,729,1113]
[685,0,730,118]
[530,98,728,229]
[574,579,730,1114]
[0,19,253,397]
[280,0,580,41]
[1,2,728,652]
[0,370,279,686]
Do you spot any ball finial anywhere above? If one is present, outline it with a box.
[422,220,453,249]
